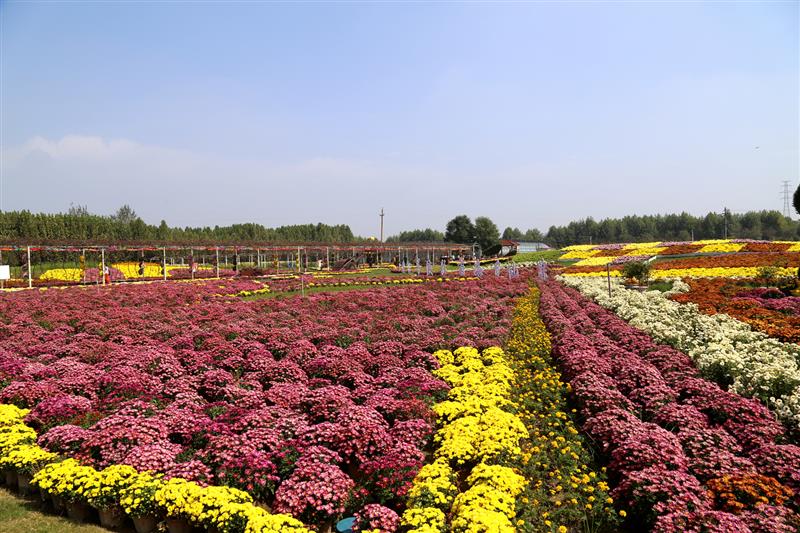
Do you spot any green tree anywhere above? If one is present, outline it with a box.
[444,215,476,244]
[523,228,544,241]
[502,227,523,240]
[112,204,139,224]
[474,216,500,251]
[794,184,800,217]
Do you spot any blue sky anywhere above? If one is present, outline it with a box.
[1,1,798,237]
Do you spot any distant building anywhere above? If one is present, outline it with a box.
[499,240,551,256]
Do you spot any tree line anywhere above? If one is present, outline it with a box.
[388,208,800,249]
[543,210,800,247]
[3,204,798,248]
[0,206,356,244]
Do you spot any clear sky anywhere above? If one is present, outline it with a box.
[1,1,798,237]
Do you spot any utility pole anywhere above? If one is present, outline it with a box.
[380,208,384,243]
[723,207,729,239]
[782,180,792,218]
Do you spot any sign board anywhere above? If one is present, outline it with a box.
[0,266,9,281]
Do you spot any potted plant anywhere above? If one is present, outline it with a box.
[154,478,205,533]
[31,459,99,522]
[193,485,254,533]
[0,444,57,496]
[33,459,99,522]
[120,472,165,533]
[86,464,139,528]
[32,460,66,513]
[621,261,651,289]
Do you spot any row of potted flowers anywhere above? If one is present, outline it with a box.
[0,403,309,533]
[0,274,532,528]
[563,250,800,276]
[538,280,800,531]
[562,240,800,257]
[504,288,620,532]
[560,276,800,438]
[401,346,527,532]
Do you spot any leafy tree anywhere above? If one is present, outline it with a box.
[543,210,799,246]
[68,203,90,216]
[794,184,800,217]
[622,261,651,284]
[444,215,476,244]
[523,228,544,241]
[112,204,139,224]
[502,227,523,240]
[386,228,445,242]
[474,216,500,251]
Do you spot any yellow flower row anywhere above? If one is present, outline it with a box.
[696,243,745,253]
[622,242,663,250]
[506,288,620,532]
[38,263,208,282]
[561,245,598,252]
[561,250,600,260]
[562,267,798,279]
[572,257,616,267]
[0,404,310,532]
[564,240,800,254]
[402,347,528,533]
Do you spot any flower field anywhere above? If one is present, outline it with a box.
[670,279,800,344]
[0,274,544,532]
[561,277,800,438]
[2,247,800,532]
[538,279,800,531]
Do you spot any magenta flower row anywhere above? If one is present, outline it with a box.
[537,280,800,532]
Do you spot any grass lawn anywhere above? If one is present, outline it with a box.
[0,488,112,533]
[513,249,564,262]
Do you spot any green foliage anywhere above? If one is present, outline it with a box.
[794,184,800,216]
[647,280,674,293]
[474,216,500,251]
[622,261,651,284]
[502,227,544,241]
[544,210,800,247]
[0,208,356,244]
[444,215,476,244]
[756,265,782,286]
[385,228,445,242]
[512,250,563,263]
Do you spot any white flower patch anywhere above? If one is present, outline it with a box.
[559,276,800,432]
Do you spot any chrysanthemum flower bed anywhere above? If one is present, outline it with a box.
[402,346,528,533]
[538,279,800,531]
[562,277,800,437]
[0,274,531,530]
[505,288,620,533]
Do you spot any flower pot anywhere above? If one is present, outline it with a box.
[132,515,159,533]
[98,505,125,528]
[4,470,17,487]
[165,516,193,533]
[66,500,91,522]
[17,473,32,496]
[51,494,66,514]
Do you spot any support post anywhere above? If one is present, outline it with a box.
[27,246,32,289]
[326,247,330,270]
[215,248,220,278]
[101,248,106,286]
[162,248,167,281]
